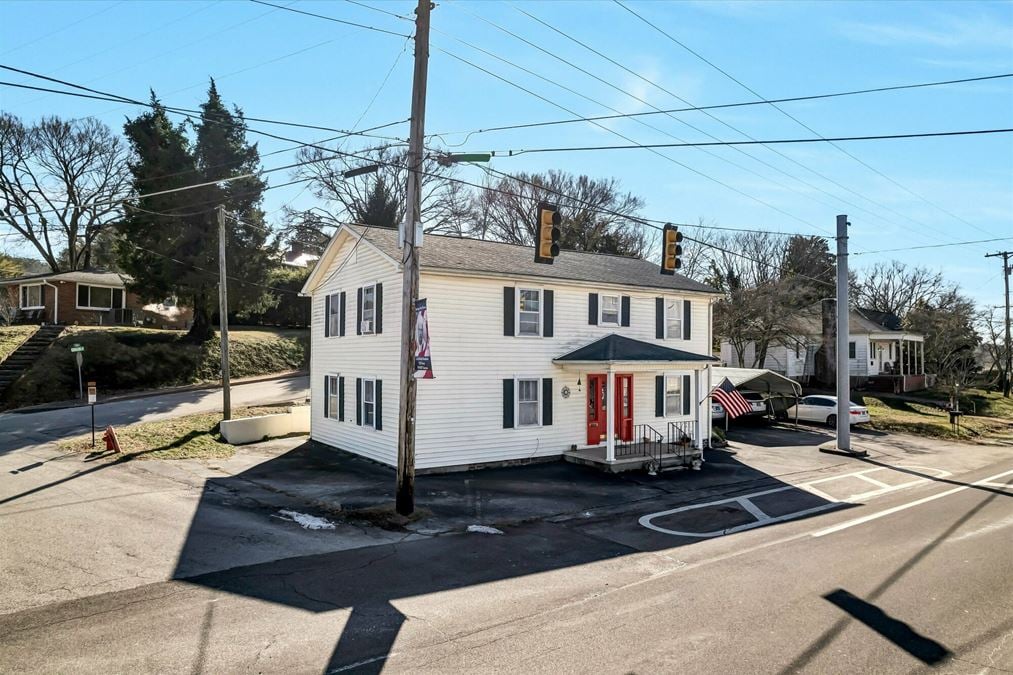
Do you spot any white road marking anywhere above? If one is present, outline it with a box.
[640,465,956,539]
[811,468,1013,538]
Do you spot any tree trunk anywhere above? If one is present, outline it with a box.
[186,290,215,342]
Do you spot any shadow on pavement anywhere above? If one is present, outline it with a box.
[172,441,846,673]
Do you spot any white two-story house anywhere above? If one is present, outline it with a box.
[301,224,721,472]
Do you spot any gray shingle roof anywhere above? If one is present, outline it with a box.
[554,334,717,363]
[0,269,130,286]
[351,225,718,294]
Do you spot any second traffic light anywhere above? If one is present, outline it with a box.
[660,223,683,275]
[535,202,561,264]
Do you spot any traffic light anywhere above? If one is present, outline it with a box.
[535,202,561,264]
[660,223,683,275]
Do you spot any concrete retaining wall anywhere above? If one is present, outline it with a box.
[220,405,310,445]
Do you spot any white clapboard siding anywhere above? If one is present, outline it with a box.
[309,236,402,466]
[848,335,870,376]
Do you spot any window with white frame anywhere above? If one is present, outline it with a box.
[362,378,376,428]
[665,298,683,339]
[516,378,540,426]
[361,285,376,334]
[327,292,340,336]
[20,284,43,309]
[600,294,620,325]
[77,284,123,310]
[517,289,541,336]
[327,375,339,420]
[665,375,683,416]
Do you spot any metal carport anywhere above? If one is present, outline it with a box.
[712,367,803,428]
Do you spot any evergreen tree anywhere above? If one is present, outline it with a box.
[117,83,273,341]
[360,177,400,227]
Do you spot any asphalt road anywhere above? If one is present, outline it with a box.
[1,452,1010,673]
[0,375,310,454]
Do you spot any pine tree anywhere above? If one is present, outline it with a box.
[117,84,273,341]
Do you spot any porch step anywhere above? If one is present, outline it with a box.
[0,325,65,399]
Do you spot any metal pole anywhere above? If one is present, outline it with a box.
[986,251,1012,397]
[217,205,231,421]
[91,404,95,449]
[835,215,851,452]
[396,0,431,516]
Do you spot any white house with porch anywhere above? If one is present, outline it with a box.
[301,224,722,473]
[719,306,931,393]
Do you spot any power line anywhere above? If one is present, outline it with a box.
[483,128,1013,155]
[342,0,411,21]
[248,0,411,38]
[613,0,1007,242]
[429,72,1013,139]
[853,237,1013,256]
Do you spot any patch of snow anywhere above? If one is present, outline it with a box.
[467,525,504,535]
[278,510,335,530]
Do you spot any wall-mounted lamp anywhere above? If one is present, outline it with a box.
[576,376,582,393]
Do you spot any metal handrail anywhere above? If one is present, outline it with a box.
[615,423,663,459]
[667,421,696,463]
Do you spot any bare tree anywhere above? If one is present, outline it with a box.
[0,114,129,271]
[470,170,649,257]
[978,306,1009,393]
[854,261,945,317]
[294,144,471,234]
[906,289,979,386]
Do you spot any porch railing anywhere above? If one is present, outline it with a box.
[666,421,697,462]
[615,423,663,459]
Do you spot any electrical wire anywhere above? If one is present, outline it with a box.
[853,237,1013,256]
[248,0,411,38]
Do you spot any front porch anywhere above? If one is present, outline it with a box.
[565,420,701,473]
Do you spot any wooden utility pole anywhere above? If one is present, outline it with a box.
[217,205,232,420]
[396,0,431,515]
[985,250,1012,397]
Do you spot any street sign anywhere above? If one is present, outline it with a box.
[87,381,97,405]
[70,344,84,353]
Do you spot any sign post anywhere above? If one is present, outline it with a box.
[70,343,84,400]
[87,381,97,448]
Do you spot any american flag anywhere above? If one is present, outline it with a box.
[711,377,752,419]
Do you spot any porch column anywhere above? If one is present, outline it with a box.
[605,367,616,463]
[898,340,904,375]
[921,342,925,375]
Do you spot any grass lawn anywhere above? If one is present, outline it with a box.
[59,404,297,460]
[0,326,38,362]
[857,391,1013,443]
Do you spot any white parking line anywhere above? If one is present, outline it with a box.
[811,468,1013,538]
[640,465,955,539]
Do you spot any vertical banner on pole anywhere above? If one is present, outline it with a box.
[414,299,434,379]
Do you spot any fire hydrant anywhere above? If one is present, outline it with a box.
[103,426,121,453]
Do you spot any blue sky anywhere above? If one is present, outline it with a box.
[2,0,1011,309]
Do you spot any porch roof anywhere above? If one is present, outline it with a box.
[552,334,717,365]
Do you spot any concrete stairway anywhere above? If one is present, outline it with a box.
[0,325,64,397]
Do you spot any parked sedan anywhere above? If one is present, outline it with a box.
[786,395,871,426]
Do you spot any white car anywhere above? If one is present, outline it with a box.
[712,402,726,422]
[786,395,870,426]
[739,391,769,417]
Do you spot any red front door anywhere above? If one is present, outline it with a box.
[615,374,634,442]
[586,374,607,445]
[586,374,634,445]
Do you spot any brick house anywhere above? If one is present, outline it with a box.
[0,270,191,329]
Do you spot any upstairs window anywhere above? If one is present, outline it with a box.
[600,294,620,325]
[327,292,341,337]
[517,289,541,336]
[361,285,376,334]
[20,284,43,309]
[665,298,682,339]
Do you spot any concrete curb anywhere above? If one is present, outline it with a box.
[5,371,309,414]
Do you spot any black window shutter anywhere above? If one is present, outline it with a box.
[503,287,515,336]
[324,295,331,337]
[502,379,514,428]
[588,293,598,325]
[338,376,345,421]
[356,288,363,335]
[542,378,553,426]
[682,375,692,415]
[339,291,346,337]
[374,380,382,430]
[375,283,383,334]
[323,375,330,417]
[356,378,362,425]
[543,290,554,337]
[620,296,631,327]
[655,375,664,417]
[655,298,664,339]
[683,300,692,340]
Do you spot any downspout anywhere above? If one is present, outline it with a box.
[43,281,59,324]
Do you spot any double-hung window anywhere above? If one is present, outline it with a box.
[20,284,42,309]
[326,375,339,420]
[665,375,683,417]
[327,292,341,337]
[600,294,620,325]
[361,285,376,334]
[665,298,683,339]
[848,341,856,359]
[517,289,541,336]
[517,378,540,426]
[362,379,376,428]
